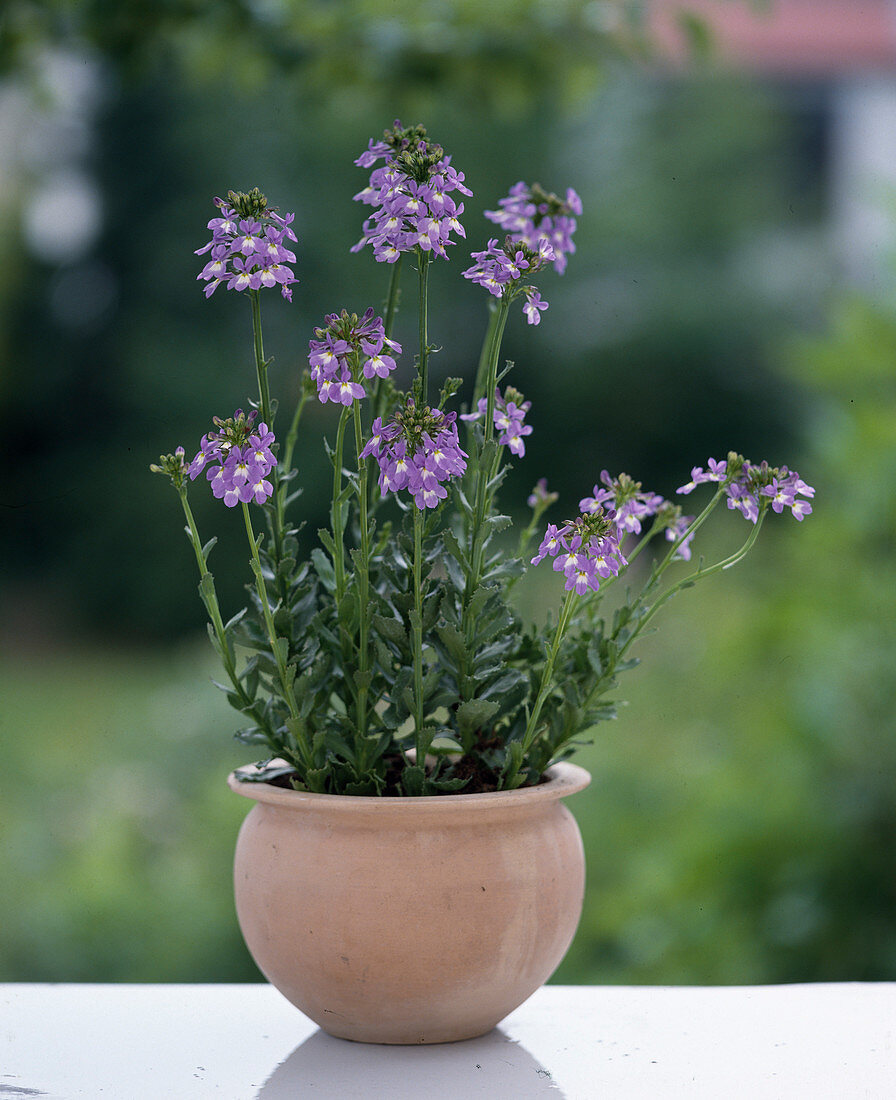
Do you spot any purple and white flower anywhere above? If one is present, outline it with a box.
[531,507,627,594]
[461,387,533,456]
[580,470,694,560]
[677,456,815,524]
[196,189,297,301]
[462,236,555,325]
[308,307,401,406]
[484,181,582,275]
[352,121,471,263]
[188,408,277,508]
[360,400,467,510]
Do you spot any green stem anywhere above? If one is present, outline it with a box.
[330,405,352,600]
[383,255,403,340]
[249,290,274,428]
[472,299,500,404]
[505,588,578,788]
[481,298,510,446]
[465,297,512,605]
[242,503,313,768]
[416,248,431,406]
[278,384,310,506]
[352,400,371,752]
[618,504,768,665]
[249,290,287,598]
[412,506,427,760]
[177,488,279,753]
[650,484,727,585]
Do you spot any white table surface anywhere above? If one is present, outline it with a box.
[2,982,894,1099]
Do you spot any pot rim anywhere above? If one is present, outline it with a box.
[227,759,591,812]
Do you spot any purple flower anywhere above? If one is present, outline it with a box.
[664,514,695,561]
[579,470,697,560]
[530,507,627,594]
[484,181,582,275]
[527,478,558,511]
[188,409,277,508]
[460,386,533,456]
[352,120,471,262]
[523,289,548,325]
[677,455,815,524]
[361,400,467,510]
[308,307,400,406]
[676,457,729,495]
[462,236,555,324]
[580,470,665,536]
[195,189,297,302]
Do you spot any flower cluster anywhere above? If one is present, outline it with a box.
[351,120,471,263]
[677,457,815,523]
[531,508,627,594]
[462,236,553,324]
[461,386,533,456]
[308,307,401,406]
[361,401,467,509]
[188,409,277,508]
[485,182,582,275]
[581,471,695,560]
[195,189,297,301]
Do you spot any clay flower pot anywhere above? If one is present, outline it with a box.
[227,761,590,1044]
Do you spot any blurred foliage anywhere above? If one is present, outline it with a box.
[0,0,649,112]
[0,645,259,981]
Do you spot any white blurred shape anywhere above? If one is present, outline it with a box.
[23,170,103,263]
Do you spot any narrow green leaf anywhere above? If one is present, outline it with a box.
[317,527,338,558]
[310,547,336,591]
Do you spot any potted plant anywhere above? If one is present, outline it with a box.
[151,121,814,1044]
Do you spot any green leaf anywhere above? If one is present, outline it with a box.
[456,697,500,739]
[485,514,512,534]
[467,584,493,621]
[373,613,406,647]
[454,487,474,520]
[276,555,296,581]
[233,726,267,746]
[435,621,467,666]
[441,527,471,571]
[317,527,338,558]
[338,591,358,628]
[401,765,427,796]
[352,668,372,694]
[501,742,526,790]
[305,767,331,794]
[311,547,336,591]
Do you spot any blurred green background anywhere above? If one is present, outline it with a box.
[1,0,894,986]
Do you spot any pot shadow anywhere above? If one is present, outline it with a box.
[257,1025,565,1098]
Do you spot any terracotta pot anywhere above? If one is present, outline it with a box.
[227,761,590,1044]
